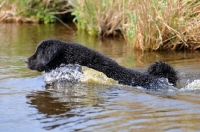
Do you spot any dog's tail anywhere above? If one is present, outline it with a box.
[147,61,178,86]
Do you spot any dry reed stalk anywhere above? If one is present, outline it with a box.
[128,0,200,51]
[98,0,123,37]
[72,0,200,51]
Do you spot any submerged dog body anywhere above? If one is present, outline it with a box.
[26,39,178,89]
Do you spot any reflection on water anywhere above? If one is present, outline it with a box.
[1,23,200,131]
[26,82,200,131]
[27,83,106,117]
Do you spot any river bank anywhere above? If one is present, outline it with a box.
[1,0,200,51]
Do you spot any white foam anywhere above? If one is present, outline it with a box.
[181,79,200,91]
[43,64,83,84]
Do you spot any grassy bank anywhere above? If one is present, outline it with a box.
[71,0,200,51]
[1,0,200,51]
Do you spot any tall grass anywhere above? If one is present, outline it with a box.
[71,0,200,51]
[129,0,200,50]
[71,0,124,36]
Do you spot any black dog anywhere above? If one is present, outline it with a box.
[25,39,178,89]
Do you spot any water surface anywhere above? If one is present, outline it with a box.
[1,23,200,131]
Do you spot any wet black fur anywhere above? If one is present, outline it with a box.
[25,39,178,89]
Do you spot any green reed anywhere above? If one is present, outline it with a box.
[1,0,70,24]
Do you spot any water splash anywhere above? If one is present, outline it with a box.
[177,71,200,93]
[43,64,118,85]
[43,64,200,94]
[180,80,200,93]
[43,64,178,96]
[44,64,83,84]
[137,78,179,96]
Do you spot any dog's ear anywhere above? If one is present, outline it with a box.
[42,50,56,65]
[37,40,61,66]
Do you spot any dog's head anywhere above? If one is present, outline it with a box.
[25,39,61,72]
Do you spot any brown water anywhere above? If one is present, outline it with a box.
[1,23,200,132]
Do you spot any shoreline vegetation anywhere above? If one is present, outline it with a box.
[1,0,200,51]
